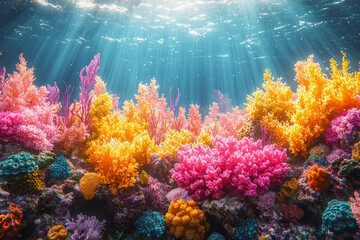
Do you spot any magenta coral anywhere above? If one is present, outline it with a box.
[76,53,100,132]
[171,137,289,201]
[325,108,360,149]
[0,54,59,151]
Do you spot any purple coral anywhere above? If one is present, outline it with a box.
[325,108,360,150]
[76,53,100,132]
[257,191,276,212]
[66,213,105,240]
[140,177,170,211]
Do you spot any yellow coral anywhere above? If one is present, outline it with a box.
[165,200,209,240]
[247,53,360,157]
[155,129,192,159]
[246,69,294,124]
[80,172,101,200]
[86,93,154,193]
[47,225,67,240]
[192,131,213,148]
[276,178,299,202]
[139,170,149,185]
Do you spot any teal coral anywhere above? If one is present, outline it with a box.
[304,154,328,168]
[48,156,70,180]
[0,152,38,177]
[233,218,258,240]
[134,211,166,240]
[208,232,226,240]
[321,199,358,235]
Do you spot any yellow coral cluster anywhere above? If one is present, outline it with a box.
[80,172,101,200]
[86,93,154,194]
[155,130,192,159]
[247,53,360,157]
[165,199,210,240]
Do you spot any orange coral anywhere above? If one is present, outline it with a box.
[86,93,154,193]
[165,200,210,240]
[0,203,22,240]
[352,141,360,161]
[305,165,329,192]
[80,172,101,200]
[276,178,299,202]
[47,225,67,240]
[0,54,48,111]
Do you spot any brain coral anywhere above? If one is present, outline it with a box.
[0,152,38,177]
[165,199,209,240]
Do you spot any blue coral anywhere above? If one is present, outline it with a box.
[48,155,70,180]
[233,218,258,240]
[0,152,38,178]
[134,211,166,240]
[208,232,226,240]
[322,199,358,235]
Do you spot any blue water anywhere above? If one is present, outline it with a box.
[0,0,359,110]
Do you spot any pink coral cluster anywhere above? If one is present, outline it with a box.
[0,54,59,151]
[171,137,289,201]
[325,108,360,149]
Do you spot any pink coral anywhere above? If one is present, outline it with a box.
[350,191,360,228]
[0,54,59,151]
[171,137,289,201]
[0,54,48,111]
[187,104,202,141]
[325,108,360,149]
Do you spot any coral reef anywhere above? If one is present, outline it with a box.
[1,52,360,239]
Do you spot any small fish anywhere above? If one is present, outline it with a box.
[0,51,2,56]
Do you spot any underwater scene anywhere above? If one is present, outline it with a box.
[1,0,360,239]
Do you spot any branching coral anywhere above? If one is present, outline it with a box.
[0,54,59,151]
[171,137,289,201]
[247,53,360,157]
[86,93,154,193]
[155,129,192,159]
[66,213,105,240]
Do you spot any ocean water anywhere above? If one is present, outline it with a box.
[1,0,359,108]
[1,0,360,240]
